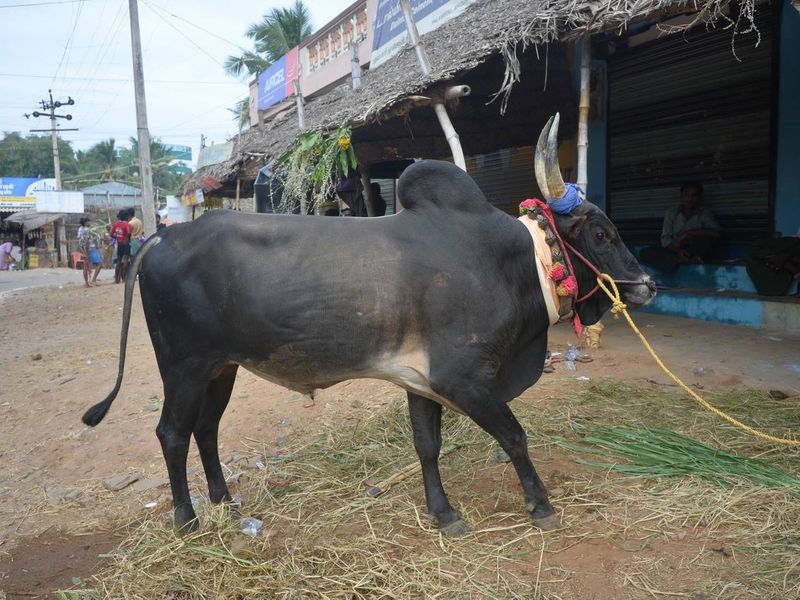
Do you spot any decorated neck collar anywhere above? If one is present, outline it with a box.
[518,198,583,336]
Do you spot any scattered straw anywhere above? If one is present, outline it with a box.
[63,379,800,598]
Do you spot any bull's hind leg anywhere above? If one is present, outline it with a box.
[407,393,469,535]
[194,364,238,504]
[156,369,208,532]
[465,400,559,530]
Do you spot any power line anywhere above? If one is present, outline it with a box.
[0,0,92,7]
[0,73,243,85]
[140,0,230,71]
[51,0,86,87]
[143,0,251,55]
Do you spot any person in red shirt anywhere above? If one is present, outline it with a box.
[111,210,132,284]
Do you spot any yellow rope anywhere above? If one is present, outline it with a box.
[595,273,800,447]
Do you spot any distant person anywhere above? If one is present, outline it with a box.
[0,241,14,271]
[78,217,103,287]
[111,210,132,284]
[127,208,144,255]
[640,182,721,274]
[370,182,387,217]
[156,214,166,233]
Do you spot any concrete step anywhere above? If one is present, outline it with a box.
[643,286,800,332]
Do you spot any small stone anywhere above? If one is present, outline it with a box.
[132,476,170,493]
[46,487,82,505]
[490,449,511,465]
[31,353,42,361]
[103,473,140,491]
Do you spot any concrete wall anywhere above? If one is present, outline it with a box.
[775,0,800,237]
[300,0,372,98]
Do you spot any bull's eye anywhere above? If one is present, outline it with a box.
[595,231,606,241]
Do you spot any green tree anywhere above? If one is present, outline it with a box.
[87,138,121,181]
[0,132,77,181]
[124,136,182,195]
[224,0,312,126]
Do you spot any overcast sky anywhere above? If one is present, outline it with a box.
[0,0,352,168]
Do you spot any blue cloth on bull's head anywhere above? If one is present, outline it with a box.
[547,183,584,214]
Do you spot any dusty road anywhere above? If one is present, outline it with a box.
[0,271,798,596]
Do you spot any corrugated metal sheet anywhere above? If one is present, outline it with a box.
[467,146,537,215]
[607,5,773,239]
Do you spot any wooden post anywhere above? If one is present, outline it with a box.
[360,166,375,217]
[235,177,241,211]
[398,0,467,171]
[293,79,305,131]
[577,38,591,194]
[350,43,361,90]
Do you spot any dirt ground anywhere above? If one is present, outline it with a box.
[1,272,798,598]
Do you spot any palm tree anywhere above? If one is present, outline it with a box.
[124,136,181,194]
[88,138,120,181]
[224,0,312,126]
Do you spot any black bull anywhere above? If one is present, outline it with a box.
[82,160,655,533]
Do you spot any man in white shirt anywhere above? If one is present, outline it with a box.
[641,182,721,273]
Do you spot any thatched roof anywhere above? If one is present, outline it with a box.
[182,0,755,194]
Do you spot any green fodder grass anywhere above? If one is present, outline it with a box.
[79,379,800,599]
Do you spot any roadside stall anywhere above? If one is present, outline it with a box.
[5,211,65,269]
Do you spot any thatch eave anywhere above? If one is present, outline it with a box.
[181,0,754,195]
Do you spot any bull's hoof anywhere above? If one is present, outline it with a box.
[533,513,561,531]
[174,505,200,535]
[175,516,200,535]
[440,519,472,537]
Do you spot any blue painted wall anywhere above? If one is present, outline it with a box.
[587,60,608,212]
[775,1,800,237]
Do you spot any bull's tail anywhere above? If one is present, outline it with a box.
[82,234,162,426]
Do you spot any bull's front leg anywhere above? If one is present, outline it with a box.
[407,393,470,536]
[464,398,559,530]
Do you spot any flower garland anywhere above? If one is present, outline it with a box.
[519,198,578,299]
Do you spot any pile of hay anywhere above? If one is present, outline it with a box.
[68,380,800,598]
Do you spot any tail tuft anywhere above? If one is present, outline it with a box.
[82,397,113,426]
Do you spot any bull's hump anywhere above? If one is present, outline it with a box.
[397,160,495,216]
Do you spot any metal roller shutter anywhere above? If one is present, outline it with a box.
[608,4,774,243]
[466,146,537,215]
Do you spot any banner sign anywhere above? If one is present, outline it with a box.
[0,177,57,210]
[196,142,234,169]
[257,46,299,110]
[34,190,85,213]
[370,0,477,69]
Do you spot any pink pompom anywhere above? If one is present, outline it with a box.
[557,275,578,297]
[548,263,566,281]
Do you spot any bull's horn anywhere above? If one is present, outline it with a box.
[534,113,566,202]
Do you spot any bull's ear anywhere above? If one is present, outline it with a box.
[559,214,587,239]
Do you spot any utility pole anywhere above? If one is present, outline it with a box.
[27,90,76,190]
[27,90,77,267]
[128,0,156,237]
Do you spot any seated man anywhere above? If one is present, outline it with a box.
[640,182,721,274]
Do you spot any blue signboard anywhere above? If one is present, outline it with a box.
[257,46,299,110]
[0,177,57,210]
[371,0,477,69]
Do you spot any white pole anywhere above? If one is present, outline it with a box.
[577,38,591,194]
[398,0,467,171]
